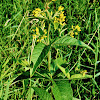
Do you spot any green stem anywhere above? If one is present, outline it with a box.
[48,51,51,71]
[47,23,51,72]
[98,25,100,61]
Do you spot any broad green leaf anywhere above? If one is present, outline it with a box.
[71,74,92,79]
[55,57,67,66]
[26,87,34,100]
[31,44,51,76]
[31,43,45,66]
[52,36,93,51]
[52,80,73,100]
[33,87,52,100]
[51,79,62,100]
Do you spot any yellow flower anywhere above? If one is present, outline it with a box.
[70,30,74,38]
[59,11,66,23]
[60,22,63,26]
[43,35,47,38]
[75,32,78,35]
[59,11,64,17]
[35,8,41,12]
[41,36,44,40]
[80,70,87,76]
[33,29,35,32]
[54,17,59,23]
[41,12,46,16]
[75,25,81,31]
[37,39,40,42]
[36,27,39,35]
[59,16,66,22]
[43,23,45,28]
[44,29,47,34]
[71,35,74,38]
[72,25,74,29]
[58,6,64,11]
[51,11,53,16]
[33,35,37,39]
[32,8,41,17]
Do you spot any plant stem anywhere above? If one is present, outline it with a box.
[47,23,51,72]
[30,38,35,64]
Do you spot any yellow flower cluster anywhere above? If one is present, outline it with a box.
[75,25,81,31]
[33,27,47,43]
[59,11,66,25]
[70,25,81,37]
[32,8,41,17]
[54,6,66,25]
[58,6,64,11]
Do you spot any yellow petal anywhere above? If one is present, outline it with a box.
[37,39,40,42]
[75,32,78,35]
[58,6,64,11]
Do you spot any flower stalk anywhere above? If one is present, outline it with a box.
[47,23,51,72]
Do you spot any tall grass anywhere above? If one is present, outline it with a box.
[0,0,100,99]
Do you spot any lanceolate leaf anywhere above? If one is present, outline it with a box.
[33,87,52,100]
[13,44,51,80]
[31,44,51,76]
[31,43,45,66]
[52,80,73,100]
[52,36,93,51]
[57,64,70,79]
[51,79,62,100]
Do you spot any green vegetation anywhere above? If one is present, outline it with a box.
[0,0,100,99]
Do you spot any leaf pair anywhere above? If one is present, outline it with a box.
[33,80,73,100]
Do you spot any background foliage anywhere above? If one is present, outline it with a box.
[0,0,100,99]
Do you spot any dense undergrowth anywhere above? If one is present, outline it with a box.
[0,0,100,100]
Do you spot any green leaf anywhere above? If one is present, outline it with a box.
[52,80,73,100]
[55,57,67,66]
[70,74,92,79]
[57,64,70,79]
[26,87,34,100]
[54,22,59,30]
[52,36,93,51]
[31,43,45,66]
[33,87,52,100]
[95,72,100,78]
[53,57,70,79]
[31,44,51,76]
[51,80,62,100]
